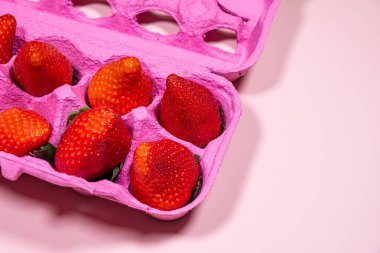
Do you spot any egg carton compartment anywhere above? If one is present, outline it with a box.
[0,0,278,220]
[0,57,84,146]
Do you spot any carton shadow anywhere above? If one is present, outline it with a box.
[0,173,192,246]
[185,0,307,234]
[184,103,260,235]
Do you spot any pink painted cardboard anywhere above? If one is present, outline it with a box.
[0,0,279,220]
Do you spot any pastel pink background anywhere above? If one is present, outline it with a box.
[1,0,380,252]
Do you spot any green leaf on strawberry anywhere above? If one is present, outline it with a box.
[66,106,90,126]
[30,143,56,165]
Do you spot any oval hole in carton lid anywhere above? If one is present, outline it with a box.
[218,0,265,20]
[136,10,180,36]
[72,0,113,19]
[204,28,237,54]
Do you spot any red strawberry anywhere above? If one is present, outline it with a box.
[130,139,199,211]
[13,41,73,97]
[159,74,222,148]
[0,108,52,157]
[55,106,131,181]
[0,14,16,64]
[87,57,152,115]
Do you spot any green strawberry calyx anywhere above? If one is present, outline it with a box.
[219,106,226,135]
[66,106,90,126]
[188,154,203,204]
[102,161,125,182]
[30,142,56,165]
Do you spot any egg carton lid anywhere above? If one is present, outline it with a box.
[2,0,280,81]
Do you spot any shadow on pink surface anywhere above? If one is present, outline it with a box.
[193,0,307,233]
[185,103,260,234]
[0,172,192,231]
[235,0,306,94]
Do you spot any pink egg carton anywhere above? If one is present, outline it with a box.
[0,0,279,220]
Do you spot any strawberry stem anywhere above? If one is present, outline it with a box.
[189,175,203,204]
[66,106,90,126]
[188,154,203,203]
[72,67,80,85]
[219,106,226,135]
[194,154,201,163]
[30,143,57,165]
[102,161,124,182]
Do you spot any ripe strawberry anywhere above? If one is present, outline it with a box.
[13,41,73,97]
[55,106,131,181]
[87,57,152,115]
[0,14,16,64]
[0,108,52,157]
[130,139,199,211]
[159,74,222,148]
